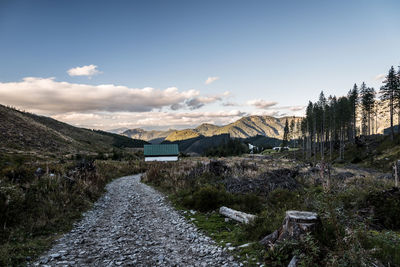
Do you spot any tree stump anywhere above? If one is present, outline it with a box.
[260,210,319,247]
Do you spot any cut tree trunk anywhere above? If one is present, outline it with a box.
[219,206,256,224]
[259,210,319,247]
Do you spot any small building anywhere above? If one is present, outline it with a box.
[144,144,179,162]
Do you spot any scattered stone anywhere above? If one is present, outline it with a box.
[288,255,298,267]
[32,174,239,266]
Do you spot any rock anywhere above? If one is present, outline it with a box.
[288,255,298,267]
[50,253,60,259]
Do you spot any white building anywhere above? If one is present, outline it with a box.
[144,144,179,162]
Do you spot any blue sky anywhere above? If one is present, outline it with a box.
[0,0,399,130]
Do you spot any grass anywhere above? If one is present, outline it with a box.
[144,157,400,266]
[171,203,265,266]
[0,155,146,266]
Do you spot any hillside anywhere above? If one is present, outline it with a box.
[0,104,147,155]
[123,128,175,144]
[121,115,302,143]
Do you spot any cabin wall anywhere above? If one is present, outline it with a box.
[145,156,178,162]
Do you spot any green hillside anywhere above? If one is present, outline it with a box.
[0,104,147,156]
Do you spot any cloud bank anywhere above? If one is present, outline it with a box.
[0,77,214,114]
[53,110,247,130]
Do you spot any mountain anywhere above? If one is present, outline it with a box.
[0,104,148,155]
[123,128,175,144]
[122,115,303,143]
[163,134,231,155]
[107,127,129,134]
[165,129,201,142]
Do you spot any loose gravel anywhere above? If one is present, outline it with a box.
[34,174,240,266]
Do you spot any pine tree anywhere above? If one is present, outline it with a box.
[360,83,375,135]
[396,66,400,133]
[380,66,399,140]
[282,119,289,148]
[348,84,358,139]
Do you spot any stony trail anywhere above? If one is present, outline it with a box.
[34,174,240,267]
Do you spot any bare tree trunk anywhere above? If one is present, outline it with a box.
[368,112,371,136]
[329,130,332,161]
[398,107,400,134]
[390,97,394,140]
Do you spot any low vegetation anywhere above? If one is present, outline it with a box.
[143,157,400,266]
[0,153,146,266]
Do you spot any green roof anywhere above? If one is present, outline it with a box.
[144,144,179,156]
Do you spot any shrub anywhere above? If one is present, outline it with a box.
[359,230,400,266]
[365,187,400,230]
[192,185,227,212]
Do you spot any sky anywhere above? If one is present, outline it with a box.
[0,0,399,130]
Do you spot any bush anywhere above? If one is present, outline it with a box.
[365,187,400,230]
[359,230,400,266]
[192,185,226,211]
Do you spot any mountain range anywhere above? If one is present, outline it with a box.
[121,115,302,143]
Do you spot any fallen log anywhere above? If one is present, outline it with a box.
[219,206,256,224]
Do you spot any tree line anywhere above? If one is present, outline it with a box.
[299,64,400,162]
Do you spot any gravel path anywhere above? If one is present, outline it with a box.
[34,174,240,266]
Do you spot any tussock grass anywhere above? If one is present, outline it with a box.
[0,156,145,266]
[144,157,400,266]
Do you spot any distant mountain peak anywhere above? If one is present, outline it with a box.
[122,115,303,143]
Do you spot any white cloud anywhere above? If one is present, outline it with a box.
[289,106,305,112]
[222,101,239,107]
[67,64,101,77]
[53,110,248,130]
[247,99,278,109]
[0,77,202,114]
[186,91,230,110]
[205,76,219,85]
[374,73,385,81]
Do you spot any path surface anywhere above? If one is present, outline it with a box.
[34,174,240,267]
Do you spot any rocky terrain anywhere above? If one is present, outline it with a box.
[122,115,302,143]
[33,174,240,267]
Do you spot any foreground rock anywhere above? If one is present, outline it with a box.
[33,174,240,266]
[260,210,319,247]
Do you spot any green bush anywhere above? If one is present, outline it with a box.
[365,188,400,230]
[192,185,226,211]
[360,230,400,266]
